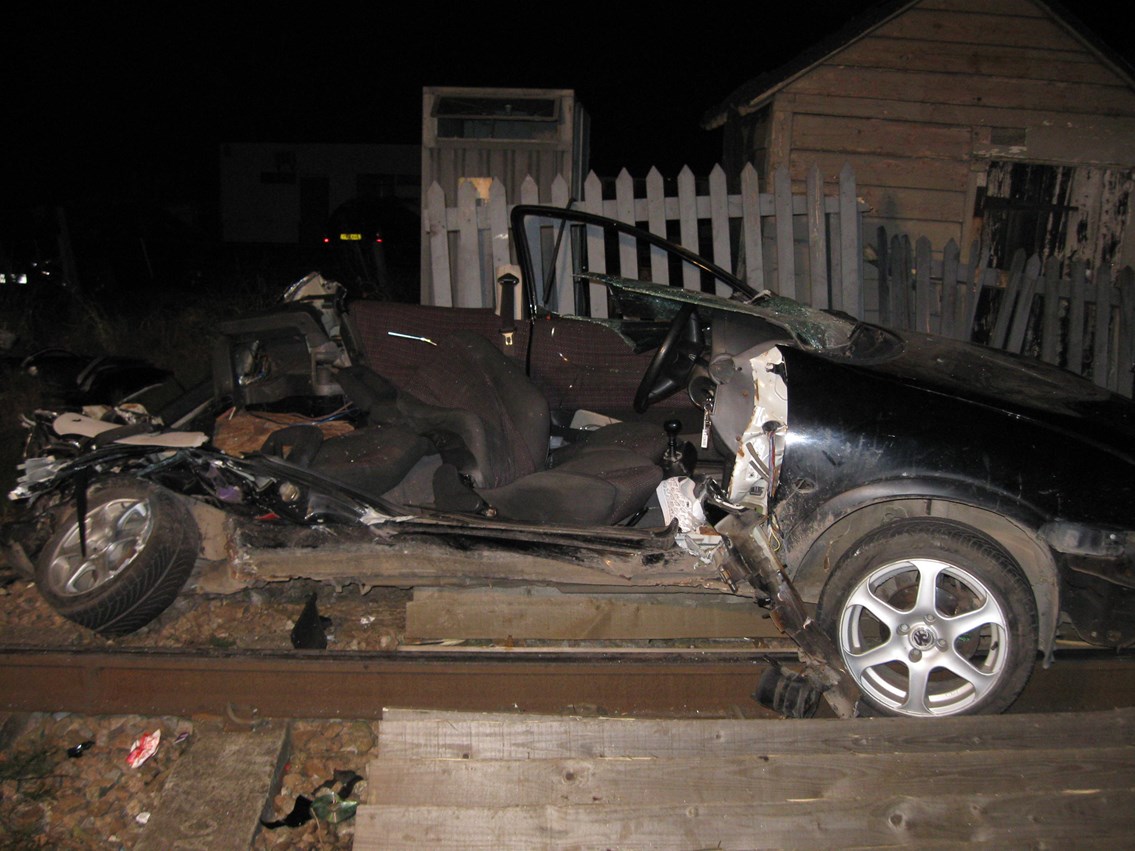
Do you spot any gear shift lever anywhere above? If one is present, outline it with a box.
[661,419,695,478]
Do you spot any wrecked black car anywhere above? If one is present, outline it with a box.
[7,205,1135,719]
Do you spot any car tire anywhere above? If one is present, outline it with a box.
[35,478,200,636]
[816,519,1037,718]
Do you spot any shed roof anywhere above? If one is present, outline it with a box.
[702,0,1135,129]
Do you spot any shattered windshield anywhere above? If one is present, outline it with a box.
[510,205,863,354]
[589,274,857,352]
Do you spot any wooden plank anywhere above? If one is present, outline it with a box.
[549,175,573,314]
[893,234,912,330]
[940,239,959,339]
[676,166,699,291]
[614,169,637,282]
[1006,254,1042,353]
[708,165,732,296]
[1119,267,1135,397]
[773,164,795,298]
[962,240,981,340]
[739,164,765,292]
[136,724,290,851]
[1068,259,1088,375]
[645,167,668,285]
[795,65,1135,117]
[487,180,511,304]
[424,182,452,306]
[1093,265,1114,387]
[856,184,967,226]
[806,164,828,309]
[990,249,1027,349]
[876,226,890,325]
[456,180,483,309]
[789,150,970,193]
[367,747,1135,809]
[829,202,844,313]
[784,93,1135,142]
[874,7,1098,53]
[519,176,543,309]
[374,707,1135,761]
[581,171,608,318]
[915,236,933,333]
[839,35,1118,85]
[791,113,972,160]
[1040,259,1062,365]
[355,790,1135,850]
[405,587,776,641]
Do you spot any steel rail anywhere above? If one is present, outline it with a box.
[0,646,782,718]
[2,646,1133,719]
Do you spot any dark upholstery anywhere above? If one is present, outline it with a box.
[311,424,433,498]
[327,318,669,525]
[348,300,687,412]
[400,332,549,489]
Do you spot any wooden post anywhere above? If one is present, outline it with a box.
[581,171,608,318]
[940,239,959,339]
[740,165,765,293]
[915,236,933,334]
[709,165,731,297]
[773,164,795,299]
[424,182,452,307]
[839,162,860,317]
[807,164,828,310]
[1068,260,1087,375]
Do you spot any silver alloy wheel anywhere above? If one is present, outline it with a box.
[44,498,154,597]
[836,557,1010,717]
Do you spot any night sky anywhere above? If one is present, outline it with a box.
[6,2,1131,218]
[7,4,875,211]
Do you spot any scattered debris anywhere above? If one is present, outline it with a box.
[135,811,151,825]
[262,769,363,830]
[66,739,96,758]
[291,592,332,649]
[126,730,161,768]
[261,795,314,830]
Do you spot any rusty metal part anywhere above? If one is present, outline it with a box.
[716,512,861,718]
[0,647,776,718]
[2,645,1133,720]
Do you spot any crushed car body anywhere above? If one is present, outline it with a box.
[7,204,1135,720]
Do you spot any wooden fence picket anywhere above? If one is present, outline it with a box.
[872,225,1133,397]
[740,165,764,293]
[838,162,860,316]
[421,161,860,317]
[807,165,828,310]
[773,164,795,300]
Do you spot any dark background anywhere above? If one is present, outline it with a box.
[3,2,1131,268]
[3,4,910,212]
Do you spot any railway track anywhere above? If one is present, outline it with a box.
[3,644,1134,719]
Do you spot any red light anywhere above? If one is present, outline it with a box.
[374,237,383,244]
[322,237,330,244]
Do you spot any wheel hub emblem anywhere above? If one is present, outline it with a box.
[910,625,936,650]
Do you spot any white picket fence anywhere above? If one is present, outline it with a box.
[422,163,863,318]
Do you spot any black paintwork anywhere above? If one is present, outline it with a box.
[771,328,1135,645]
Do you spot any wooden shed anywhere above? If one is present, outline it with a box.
[703,0,1135,275]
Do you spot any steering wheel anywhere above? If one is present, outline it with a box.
[634,303,705,412]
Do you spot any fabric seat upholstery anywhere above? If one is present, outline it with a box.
[339,330,667,524]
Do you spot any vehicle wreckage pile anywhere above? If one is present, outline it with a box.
[6,205,1135,721]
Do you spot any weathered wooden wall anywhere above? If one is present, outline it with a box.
[736,0,1135,269]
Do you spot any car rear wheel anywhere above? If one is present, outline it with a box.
[36,479,200,636]
[817,519,1037,717]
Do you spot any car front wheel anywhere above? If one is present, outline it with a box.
[817,519,1038,717]
[35,478,200,636]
